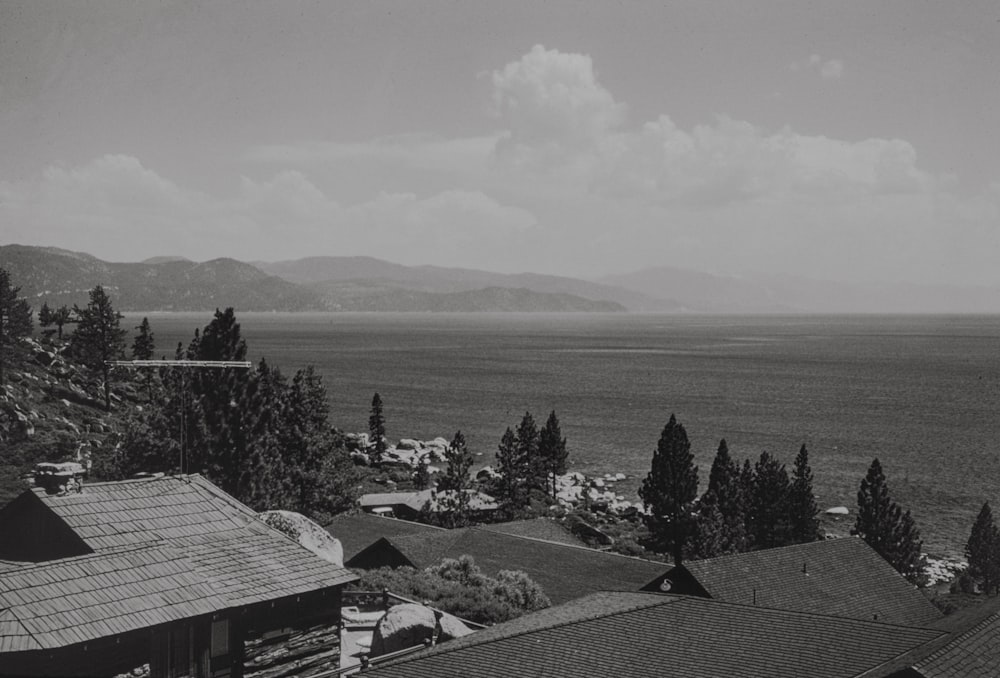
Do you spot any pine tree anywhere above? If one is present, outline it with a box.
[495,427,527,515]
[537,410,568,499]
[0,268,33,385]
[639,414,699,564]
[368,392,387,465]
[51,305,74,340]
[855,458,925,583]
[131,317,155,359]
[749,451,792,549]
[788,444,821,544]
[38,302,53,338]
[131,317,156,401]
[966,502,1000,595]
[698,439,748,555]
[436,430,475,528]
[515,412,543,492]
[71,285,126,410]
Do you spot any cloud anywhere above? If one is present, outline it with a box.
[0,155,537,270]
[790,53,845,79]
[491,44,626,169]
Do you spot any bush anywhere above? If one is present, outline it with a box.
[351,555,550,625]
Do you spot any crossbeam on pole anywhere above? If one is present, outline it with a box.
[107,360,253,368]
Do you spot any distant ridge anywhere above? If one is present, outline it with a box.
[256,256,677,311]
[1,245,629,313]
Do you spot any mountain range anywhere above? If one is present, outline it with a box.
[2,244,998,313]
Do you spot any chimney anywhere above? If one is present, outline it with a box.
[34,462,86,495]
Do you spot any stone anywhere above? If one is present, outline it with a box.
[258,510,344,566]
[614,473,627,481]
[397,438,421,450]
[825,506,850,515]
[370,604,472,657]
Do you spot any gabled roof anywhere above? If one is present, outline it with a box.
[478,518,585,547]
[349,528,666,605]
[31,474,252,551]
[0,475,357,652]
[361,591,946,678]
[657,537,942,626]
[910,612,1000,677]
[325,512,447,562]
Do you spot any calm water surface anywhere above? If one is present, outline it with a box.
[129,312,1000,557]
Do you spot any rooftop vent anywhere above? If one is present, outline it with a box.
[34,462,86,495]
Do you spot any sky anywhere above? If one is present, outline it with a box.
[1,0,999,285]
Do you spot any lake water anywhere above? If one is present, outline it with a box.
[128,312,1000,558]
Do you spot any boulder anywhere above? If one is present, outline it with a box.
[397,438,422,451]
[825,506,850,516]
[258,510,344,566]
[370,604,472,657]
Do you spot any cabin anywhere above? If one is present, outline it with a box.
[358,489,499,521]
[346,526,665,605]
[0,472,357,677]
[640,537,943,627]
[357,591,950,678]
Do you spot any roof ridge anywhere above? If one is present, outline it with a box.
[674,594,946,632]
[684,535,859,568]
[467,526,666,564]
[374,591,679,669]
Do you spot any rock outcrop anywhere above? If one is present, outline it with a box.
[258,510,344,567]
[369,604,472,657]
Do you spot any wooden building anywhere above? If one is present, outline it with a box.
[0,473,357,677]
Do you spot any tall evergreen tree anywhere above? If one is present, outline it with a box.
[37,302,52,337]
[131,317,155,359]
[537,410,569,499]
[0,268,33,385]
[697,439,748,555]
[436,430,475,528]
[788,444,821,544]
[495,427,527,515]
[368,392,387,465]
[70,285,126,410]
[639,414,699,564]
[966,502,1000,595]
[749,451,792,549]
[515,412,543,492]
[855,458,925,583]
[51,305,74,340]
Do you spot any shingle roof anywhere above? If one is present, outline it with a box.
[478,518,585,546]
[325,512,447,562]
[353,528,666,605]
[0,475,357,652]
[362,592,945,678]
[0,546,224,652]
[668,537,942,626]
[911,612,1000,677]
[359,490,498,513]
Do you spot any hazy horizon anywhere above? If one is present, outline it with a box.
[2,2,999,289]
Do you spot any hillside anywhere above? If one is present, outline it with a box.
[257,256,674,311]
[311,282,625,312]
[2,246,632,313]
[1,245,324,311]
[0,337,122,505]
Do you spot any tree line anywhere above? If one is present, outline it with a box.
[638,413,928,584]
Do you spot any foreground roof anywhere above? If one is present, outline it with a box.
[362,591,945,678]
[349,527,666,605]
[910,611,1000,677]
[654,537,942,626]
[0,475,356,652]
